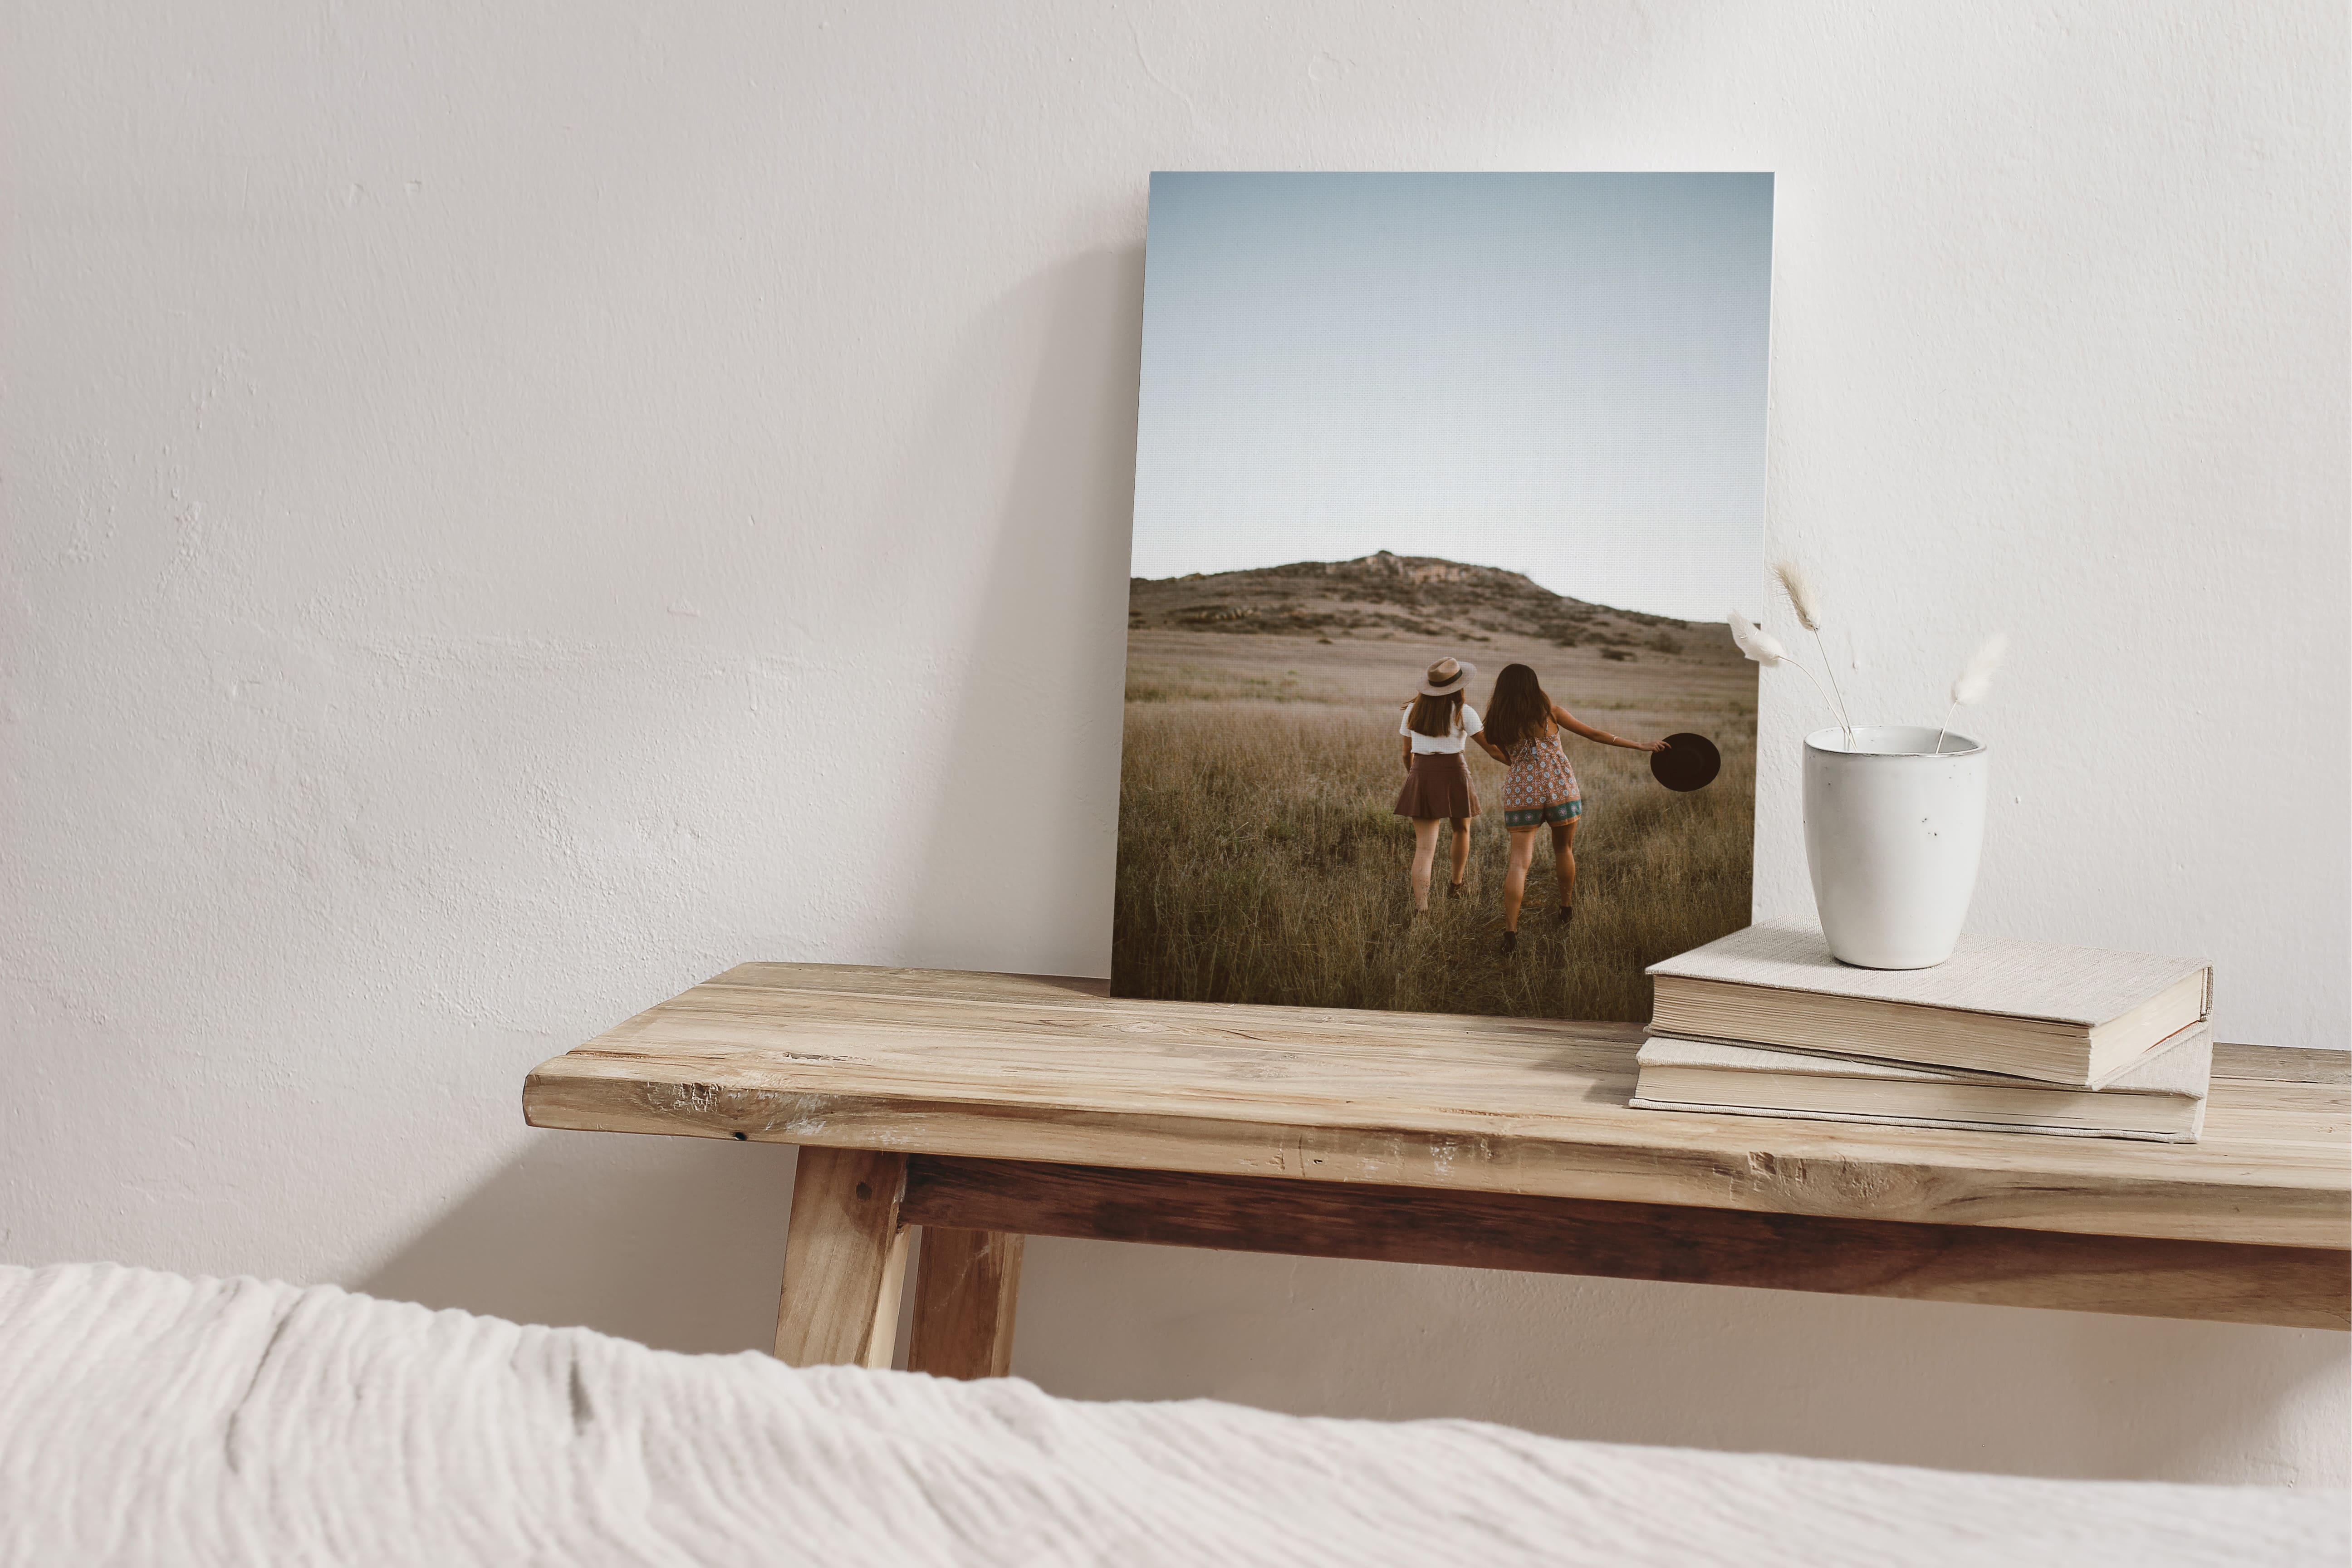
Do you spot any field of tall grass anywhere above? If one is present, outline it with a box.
[1111,679,1754,1023]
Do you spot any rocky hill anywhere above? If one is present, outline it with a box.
[1127,550,1732,663]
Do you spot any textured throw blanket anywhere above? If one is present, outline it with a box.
[0,1263,2338,1566]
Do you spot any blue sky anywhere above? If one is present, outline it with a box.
[1131,172,1773,623]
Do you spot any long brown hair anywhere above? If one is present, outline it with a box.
[1482,663,1553,750]
[1406,689,1464,738]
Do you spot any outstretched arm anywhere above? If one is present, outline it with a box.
[1471,730,1509,764]
[1553,701,1669,754]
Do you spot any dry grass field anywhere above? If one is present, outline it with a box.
[1111,555,1756,1022]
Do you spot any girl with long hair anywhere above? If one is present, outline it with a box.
[1392,656,1485,913]
[1475,662,1668,953]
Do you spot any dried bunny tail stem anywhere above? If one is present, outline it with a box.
[1932,703,1965,755]
[1730,611,1846,741]
[1821,639,1853,747]
[1787,660,1849,744]
[1934,632,2008,754]
[1774,559,1852,743]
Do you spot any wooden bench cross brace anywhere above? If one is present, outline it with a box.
[772,1148,2348,1375]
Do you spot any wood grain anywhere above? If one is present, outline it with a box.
[524,964,2351,1250]
[899,1156,2349,1331]
[774,1146,909,1367]
[907,1228,1024,1379]
[2216,1043,2351,1085]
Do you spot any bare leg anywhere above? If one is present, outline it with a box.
[1409,818,1442,910]
[1448,816,1471,890]
[1503,826,1540,932]
[1553,818,1579,910]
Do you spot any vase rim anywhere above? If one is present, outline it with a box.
[1804,724,1987,760]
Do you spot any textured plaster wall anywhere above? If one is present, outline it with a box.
[4,0,2345,1485]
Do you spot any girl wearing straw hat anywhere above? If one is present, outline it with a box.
[1392,656,1486,913]
[1478,662,1668,954]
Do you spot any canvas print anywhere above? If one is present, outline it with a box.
[1113,172,1773,1022]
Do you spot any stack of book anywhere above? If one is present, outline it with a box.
[1633,924,2215,1142]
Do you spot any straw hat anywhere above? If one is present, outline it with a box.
[1417,657,1476,696]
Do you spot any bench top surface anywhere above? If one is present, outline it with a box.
[523,963,2351,1249]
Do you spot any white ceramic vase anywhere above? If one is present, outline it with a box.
[1802,725,1988,970]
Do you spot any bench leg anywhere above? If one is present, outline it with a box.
[907,1228,1024,1379]
[774,1146,909,1367]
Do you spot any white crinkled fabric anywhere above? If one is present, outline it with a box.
[0,1262,2339,1567]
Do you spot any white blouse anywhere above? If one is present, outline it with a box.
[1399,703,1484,756]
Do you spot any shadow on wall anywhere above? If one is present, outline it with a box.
[1009,1235,2352,1486]
[899,245,1141,975]
[360,251,1144,1355]
[363,1131,799,1356]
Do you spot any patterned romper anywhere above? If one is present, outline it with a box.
[1501,724,1583,828]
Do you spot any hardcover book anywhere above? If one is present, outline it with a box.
[1645,922,2212,1087]
[1630,1021,2212,1143]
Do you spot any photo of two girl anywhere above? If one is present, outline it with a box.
[1112,171,1773,1023]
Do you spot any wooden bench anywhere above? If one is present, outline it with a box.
[523,964,2351,1376]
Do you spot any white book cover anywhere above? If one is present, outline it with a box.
[1645,922,2211,1027]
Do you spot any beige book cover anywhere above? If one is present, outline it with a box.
[1644,922,2211,1085]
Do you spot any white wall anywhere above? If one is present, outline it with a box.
[5,0,2344,1486]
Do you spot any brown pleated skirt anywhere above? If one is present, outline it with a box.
[1393,750,1481,819]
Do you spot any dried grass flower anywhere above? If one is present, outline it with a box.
[1935,632,2008,753]
[1739,569,2012,755]
[1950,632,2008,706]
[1730,610,1845,739]
[1773,560,1823,632]
[1728,611,1786,665]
